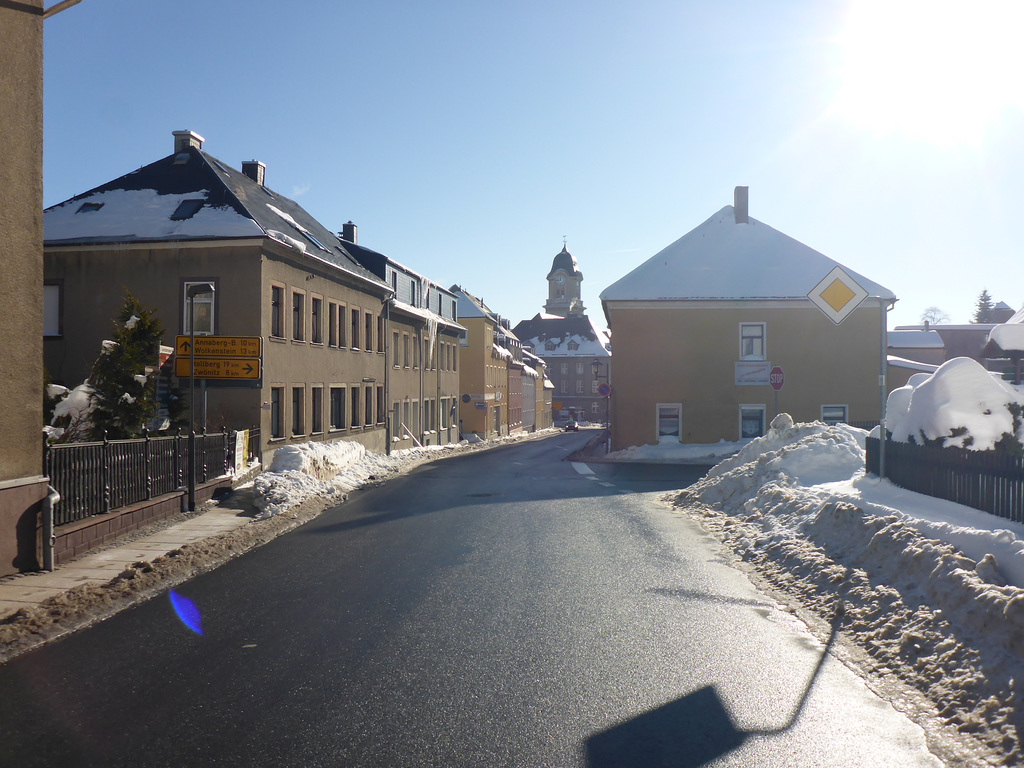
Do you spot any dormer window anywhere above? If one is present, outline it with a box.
[545,342,556,351]
[567,341,579,351]
[76,202,104,214]
[170,199,205,221]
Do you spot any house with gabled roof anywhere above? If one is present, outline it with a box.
[600,188,897,450]
[44,130,395,463]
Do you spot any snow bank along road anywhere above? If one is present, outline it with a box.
[670,417,1024,766]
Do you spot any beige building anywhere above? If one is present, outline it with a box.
[600,189,896,451]
[451,287,520,439]
[0,0,47,575]
[44,131,403,464]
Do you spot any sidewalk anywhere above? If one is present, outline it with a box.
[0,493,256,622]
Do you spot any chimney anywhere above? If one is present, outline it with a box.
[172,130,205,154]
[242,160,266,186]
[341,221,357,244]
[734,186,749,224]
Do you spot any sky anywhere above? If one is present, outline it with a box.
[42,0,1024,332]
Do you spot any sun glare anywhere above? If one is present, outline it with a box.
[834,0,1024,147]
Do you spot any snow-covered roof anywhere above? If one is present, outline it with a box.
[390,299,465,332]
[986,324,1024,354]
[513,313,610,358]
[887,355,940,373]
[43,141,387,291]
[600,205,895,303]
[888,329,945,349]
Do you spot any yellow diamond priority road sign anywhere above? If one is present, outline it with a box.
[807,266,869,325]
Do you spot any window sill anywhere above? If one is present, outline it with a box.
[269,335,287,343]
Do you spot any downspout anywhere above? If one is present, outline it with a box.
[42,485,60,571]
[383,294,393,456]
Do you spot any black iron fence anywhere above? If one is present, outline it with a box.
[44,428,259,527]
[866,436,1024,523]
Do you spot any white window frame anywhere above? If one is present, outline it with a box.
[183,280,216,335]
[821,404,849,425]
[739,404,767,439]
[739,322,766,361]
[656,403,682,442]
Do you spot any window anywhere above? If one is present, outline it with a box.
[576,362,584,375]
[292,387,304,435]
[311,297,323,344]
[311,387,323,433]
[821,405,849,425]
[338,303,347,347]
[740,323,766,360]
[560,363,568,375]
[170,199,204,221]
[378,316,385,352]
[560,381,568,394]
[183,281,215,335]
[271,285,283,337]
[330,387,346,430]
[576,381,584,393]
[292,291,305,341]
[568,341,579,351]
[545,342,555,351]
[403,334,410,368]
[740,405,766,439]
[43,282,62,337]
[459,330,468,347]
[365,312,374,353]
[365,386,373,426]
[393,331,400,366]
[414,332,420,369]
[592,380,600,394]
[377,386,385,424]
[270,387,283,438]
[439,398,447,430]
[403,401,411,437]
[591,402,600,414]
[657,404,681,442]
[351,308,360,349]
[328,303,338,347]
[351,387,360,428]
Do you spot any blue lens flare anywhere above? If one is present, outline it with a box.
[169,589,204,635]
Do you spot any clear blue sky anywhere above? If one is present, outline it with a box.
[43,0,1024,331]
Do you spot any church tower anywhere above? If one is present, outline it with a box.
[544,244,585,317]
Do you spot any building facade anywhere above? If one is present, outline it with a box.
[44,131,402,465]
[514,245,610,425]
[0,0,47,575]
[600,188,896,451]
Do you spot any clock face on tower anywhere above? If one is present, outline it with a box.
[555,274,566,285]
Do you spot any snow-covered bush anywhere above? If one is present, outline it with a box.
[884,357,1024,452]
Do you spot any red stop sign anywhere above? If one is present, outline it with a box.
[769,366,785,392]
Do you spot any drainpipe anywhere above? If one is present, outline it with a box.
[42,485,60,571]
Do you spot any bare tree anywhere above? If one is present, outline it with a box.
[920,306,949,325]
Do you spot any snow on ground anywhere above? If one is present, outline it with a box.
[650,408,1024,764]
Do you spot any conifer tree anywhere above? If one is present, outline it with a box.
[88,292,163,439]
[972,289,996,324]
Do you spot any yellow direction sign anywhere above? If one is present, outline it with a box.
[175,357,262,380]
[175,335,263,358]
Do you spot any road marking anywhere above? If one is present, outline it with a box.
[600,482,615,487]
[571,463,594,475]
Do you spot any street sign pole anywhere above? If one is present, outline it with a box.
[185,283,215,512]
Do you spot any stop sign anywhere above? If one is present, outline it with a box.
[769,366,784,392]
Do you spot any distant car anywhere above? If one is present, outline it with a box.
[564,421,579,432]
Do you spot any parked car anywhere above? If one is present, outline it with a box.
[564,421,579,432]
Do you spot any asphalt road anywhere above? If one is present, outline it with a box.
[0,432,945,767]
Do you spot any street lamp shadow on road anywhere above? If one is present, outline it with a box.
[584,604,845,768]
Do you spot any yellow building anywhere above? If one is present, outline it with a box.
[600,188,896,451]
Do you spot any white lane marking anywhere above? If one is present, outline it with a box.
[571,463,595,475]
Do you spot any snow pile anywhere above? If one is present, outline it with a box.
[885,357,1024,449]
[252,438,490,520]
[607,439,743,464]
[670,415,1024,761]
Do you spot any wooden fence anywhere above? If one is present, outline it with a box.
[44,428,259,526]
[866,436,1024,523]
